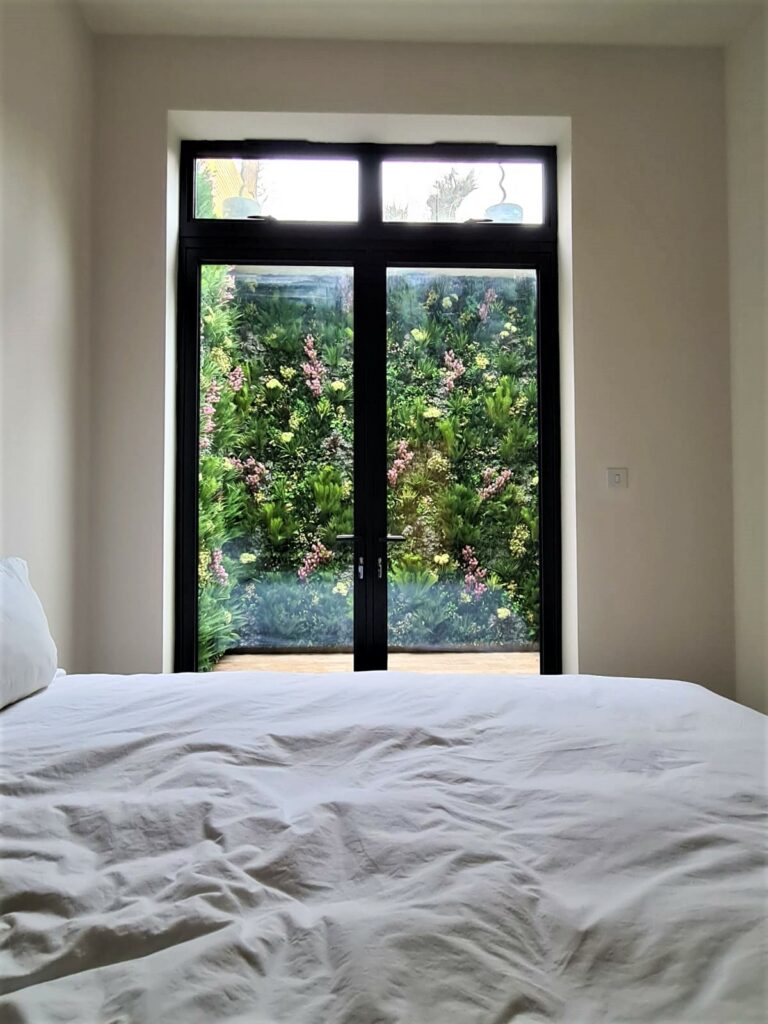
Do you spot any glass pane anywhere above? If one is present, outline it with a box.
[195,158,359,221]
[197,264,355,672]
[386,268,540,675]
[382,161,543,224]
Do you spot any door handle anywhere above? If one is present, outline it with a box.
[336,535,363,577]
[377,536,405,579]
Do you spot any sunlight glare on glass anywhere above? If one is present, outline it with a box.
[196,158,359,221]
[259,160,358,220]
[382,161,544,224]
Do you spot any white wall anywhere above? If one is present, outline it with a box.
[727,8,768,713]
[90,36,735,694]
[0,0,93,670]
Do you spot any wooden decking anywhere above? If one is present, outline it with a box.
[214,651,540,674]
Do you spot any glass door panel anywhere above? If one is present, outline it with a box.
[197,264,355,672]
[386,268,540,674]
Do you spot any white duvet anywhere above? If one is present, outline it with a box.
[0,671,765,1023]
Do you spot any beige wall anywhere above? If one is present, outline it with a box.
[0,0,93,670]
[727,9,768,713]
[90,36,735,694]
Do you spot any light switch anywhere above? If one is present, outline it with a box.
[608,467,628,489]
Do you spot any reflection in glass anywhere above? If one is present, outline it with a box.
[387,268,540,671]
[195,159,359,221]
[382,162,543,224]
[197,265,354,670]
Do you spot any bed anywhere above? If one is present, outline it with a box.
[1,670,765,1022]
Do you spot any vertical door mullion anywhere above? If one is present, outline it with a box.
[355,148,388,670]
[369,256,388,669]
[353,256,388,670]
[352,260,370,668]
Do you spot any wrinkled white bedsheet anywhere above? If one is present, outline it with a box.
[0,671,766,1023]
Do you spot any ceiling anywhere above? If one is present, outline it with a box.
[77,0,763,46]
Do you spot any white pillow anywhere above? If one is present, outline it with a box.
[0,558,58,710]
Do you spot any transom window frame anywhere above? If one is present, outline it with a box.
[176,140,562,673]
[181,140,558,236]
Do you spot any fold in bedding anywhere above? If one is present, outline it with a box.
[0,671,765,1022]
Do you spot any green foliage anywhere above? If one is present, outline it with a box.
[485,377,516,428]
[198,584,242,667]
[311,465,345,518]
[258,503,297,548]
[196,264,540,669]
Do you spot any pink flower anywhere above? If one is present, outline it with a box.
[387,440,414,487]
[229,456,267,493]
[478,467,513,501]
[210,548,228,586]
[301,334,326,398]
[461,545,488,598]
[199,380,221,451]
[443,349,466,392]
[298,540,333,581]
[228,366,245,392]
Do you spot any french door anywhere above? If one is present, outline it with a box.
[176,142,561,674]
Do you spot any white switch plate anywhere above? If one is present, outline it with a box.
[608,467,628,489]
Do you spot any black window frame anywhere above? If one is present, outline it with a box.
[176,140,562,673]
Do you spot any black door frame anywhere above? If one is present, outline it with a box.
[176,141,562,673]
